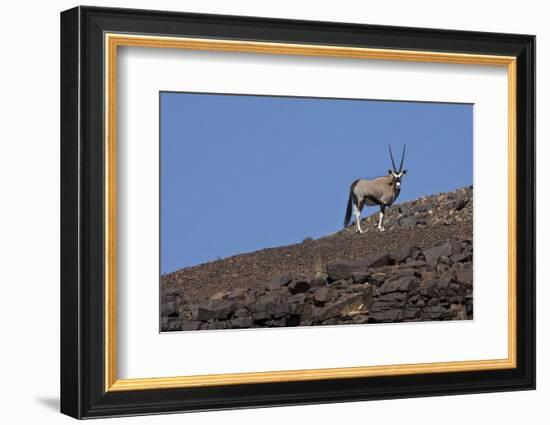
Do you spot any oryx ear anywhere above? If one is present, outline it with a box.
[388,169,393,175]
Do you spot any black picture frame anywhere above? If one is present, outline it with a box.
[61,5,535,419]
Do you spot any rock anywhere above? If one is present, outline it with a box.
[379,276,420,294]
[161,290,181,303]
[436,270,455,292]
[347,283,369,293]
[201,321,231,330]
[447,283,462,297]
[399,204,411,214]
[415,202,434,213]
[244,291,257,305]
[377,292,407,302]
[329,279,351,289]
[300,304,313,322]
[402,307,421,320]
[455,268,473,286]
[418,279,438,297]
[436,264,450,274]
[164,318,181,331]
[368,309,402,323]
[351,314,369,324]
[450,252,471,264]
[194,300,234,321]
[233,307,249,318]
[231,317,253,328]
[287,302,306,316]
[285,315,301,327]
[326,263,363,282]
[423,240,463,265]
[310,276,327,288]
[359,253,392,268]
[398,215,417,227]
[423,305,451,320]
[266,272,293,291]
[390,245,412,264]
[288,279,311,294]
[161,301,178,317]
[289,293,307,304]
[371,272,386,285]
[327,254,390,282]
[453,198,468,211]
[265,318,286,327]
[466,299,474,316]
[427,298,439,306]
[392,268,420,279]
[321,318,341,326]
[404,260,427,268]
[313,286,334,303]
[180,321,202,331]
[351,272,370,283]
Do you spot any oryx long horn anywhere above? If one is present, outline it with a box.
[398,145,406,172]
[389,146,398,172]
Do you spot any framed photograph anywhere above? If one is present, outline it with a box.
[60,6,535,419]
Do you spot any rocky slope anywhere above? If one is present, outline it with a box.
[161,186,473,331]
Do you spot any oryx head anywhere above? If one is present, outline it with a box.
[388,145,407,188]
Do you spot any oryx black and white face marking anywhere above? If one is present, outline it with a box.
[388,169,407,189]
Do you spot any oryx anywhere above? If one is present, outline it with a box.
[344,146,407,233]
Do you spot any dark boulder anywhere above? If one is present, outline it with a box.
[371,272,386,285]
[231,316,253,328]
[310,276,327,288]
[359,253,392,268]
[455,268,473,286]
[415,202,434,213]
[326,263,363,282]
[313,286,334,304]
[351,271,370,283]
[398,215,417,227]
[368,309,402,323]
[266,272,293,291]
[450,252,471,264]
[161,301,178,317]
[379,276,420,294]
[390,245,413,264]
[377,292,407,302]
[423,240,463,265]
[180,321,202,331]
[233,307,249,318]
[327,254,390,282]
[288,279,311,294]
[193,300,234,321]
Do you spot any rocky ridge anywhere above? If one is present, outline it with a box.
[161,186,473,331]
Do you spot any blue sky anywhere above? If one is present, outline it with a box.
[160,92,472,273]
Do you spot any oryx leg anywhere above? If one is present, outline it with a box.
[353,203,363,233]
[378,205,386,232]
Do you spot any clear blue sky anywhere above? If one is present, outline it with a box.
[160,92,472,273]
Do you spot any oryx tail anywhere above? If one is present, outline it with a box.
[344,179,359,227]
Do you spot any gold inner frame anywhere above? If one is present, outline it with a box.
[104,33,517,392]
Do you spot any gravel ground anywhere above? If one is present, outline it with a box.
[161,186,473,304]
